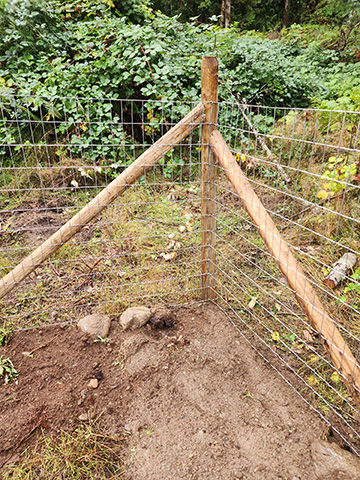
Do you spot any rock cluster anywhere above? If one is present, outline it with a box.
[77,306,175,337]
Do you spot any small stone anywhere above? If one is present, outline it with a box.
[91,370,103,380]
[120,307,152,331]
[78,411,96,421]
[311,439,360,479]
[88,378,98,389]
[77,314,111,338]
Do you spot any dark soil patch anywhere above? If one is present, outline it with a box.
[1,304,327,479]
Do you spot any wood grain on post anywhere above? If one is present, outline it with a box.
[201,56,219,301]
[210,128,360,395]
[0,103,204,300]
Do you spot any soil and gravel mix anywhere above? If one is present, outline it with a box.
[1,303,328,479]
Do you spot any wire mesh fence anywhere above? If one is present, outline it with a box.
[0,96,203,329]
[215,101,360,453]
[1,94,360,453]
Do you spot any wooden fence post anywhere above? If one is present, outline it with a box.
[201,56,219,301]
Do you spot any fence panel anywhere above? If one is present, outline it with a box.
[0,96,202,330]
[215,101,360,452]
[1,94,360,452]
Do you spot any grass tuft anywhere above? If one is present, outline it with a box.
[3,422,127,479]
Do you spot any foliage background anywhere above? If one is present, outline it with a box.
[0,0,359,167]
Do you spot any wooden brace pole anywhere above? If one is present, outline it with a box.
[210,128,360,396]
[201,56,219,301]
[0,103,204,300]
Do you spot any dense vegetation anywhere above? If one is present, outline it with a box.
[0,0,359,166]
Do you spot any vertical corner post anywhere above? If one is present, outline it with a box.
[201,56,219,301]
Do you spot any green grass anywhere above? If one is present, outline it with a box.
[0,176,202,330]
[3,422,126,479]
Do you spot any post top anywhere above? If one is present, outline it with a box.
[201,56,218,67]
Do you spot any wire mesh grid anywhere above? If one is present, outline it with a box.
[0,96,203,329]
[214,101,360,452]
[1,94,360,452]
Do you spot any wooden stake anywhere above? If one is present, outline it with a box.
[210,128,360,396]
[0,103,204,300]
[201,56,219,301]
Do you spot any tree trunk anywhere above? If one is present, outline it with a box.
[282,0,290,28]
[221,0,231,28]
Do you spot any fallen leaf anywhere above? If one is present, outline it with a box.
[235,153,247,163]
[248,297,257,309]
[271,331,280,342]
[160,251,177,261]
[303,329,314,343]
[317,189,330,200]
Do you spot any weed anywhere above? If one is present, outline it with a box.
[93,335,110,345]
[3,422,126,479]
[0,356,18,384]
[0,326,13,346]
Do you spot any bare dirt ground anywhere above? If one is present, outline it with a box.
[0,303,327,479]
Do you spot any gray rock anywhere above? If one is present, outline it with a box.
[311,439,360,480]
[77,314,111,338]
[120,306,152,331]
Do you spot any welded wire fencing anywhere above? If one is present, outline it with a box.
[0,96,203,328]
[215,101,360,453]
[1,94,360,453]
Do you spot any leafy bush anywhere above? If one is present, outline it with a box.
[317,155,358,200]
[0,0,359,170]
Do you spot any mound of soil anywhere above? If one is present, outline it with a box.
[1,304,326,479]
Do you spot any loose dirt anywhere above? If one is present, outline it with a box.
[1,304,327,479]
